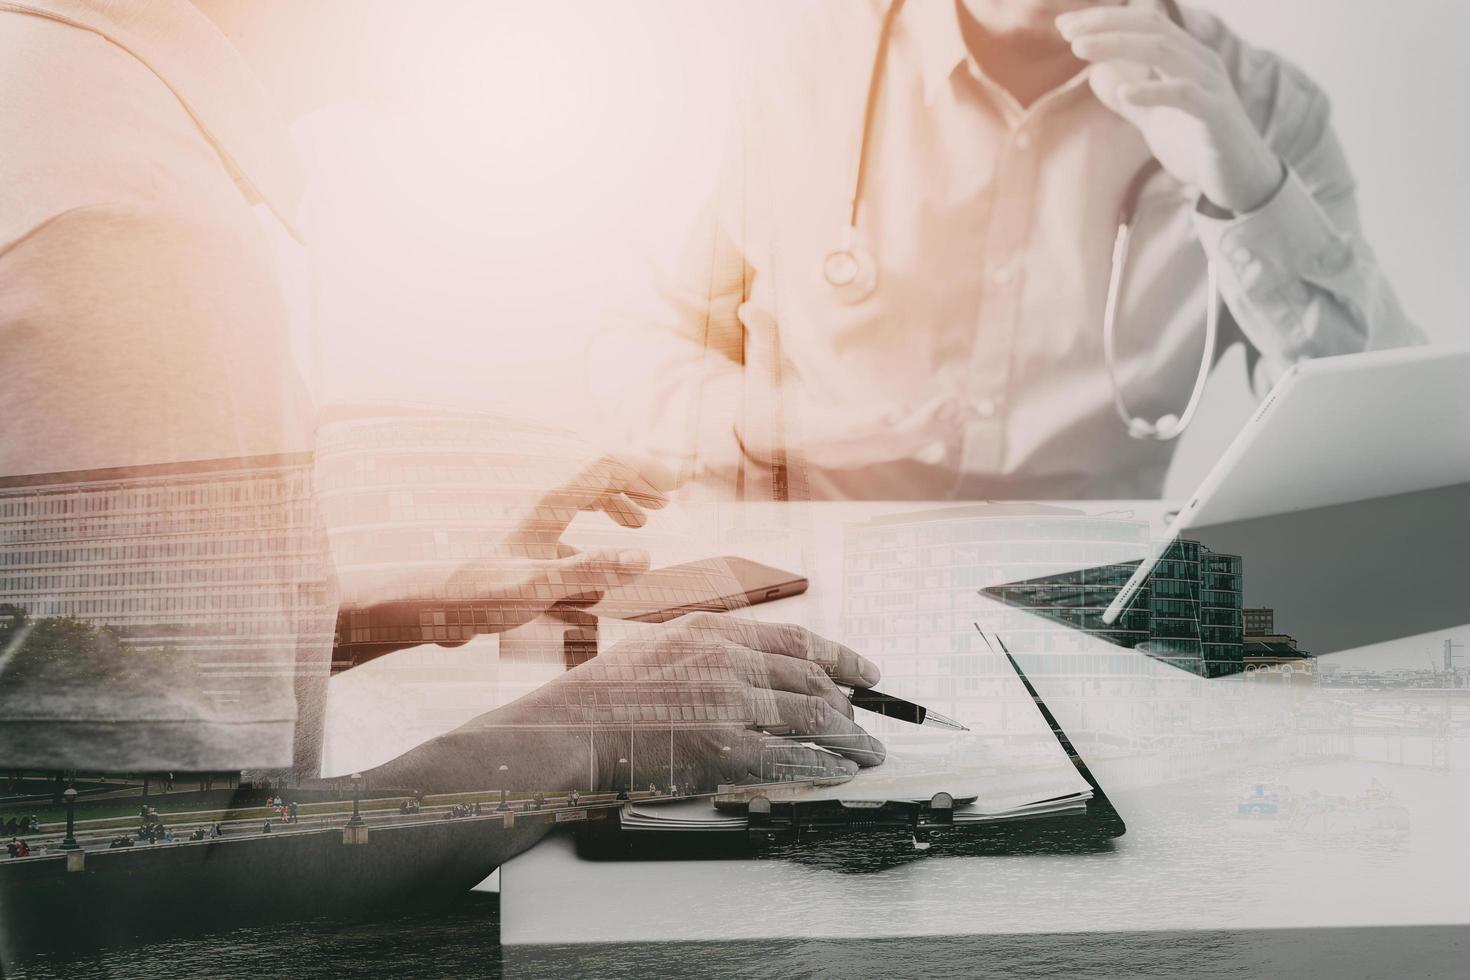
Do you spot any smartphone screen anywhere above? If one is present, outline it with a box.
[577,557,808,623]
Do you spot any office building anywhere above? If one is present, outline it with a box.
[841,505,1257,731]
[1199,550,1244,678]
[842,506,1210,741]
[0,453,336,769]
[1244,607,1275,636]
[1237,606,1313,678]
[977,535,1246,679]
[0,454,330,631]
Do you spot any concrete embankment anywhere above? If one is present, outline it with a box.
[0,810,574,960]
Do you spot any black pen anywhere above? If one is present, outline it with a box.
[847,687,968,730]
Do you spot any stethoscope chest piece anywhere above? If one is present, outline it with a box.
[823,244,878,304]
[817,0,1213,440]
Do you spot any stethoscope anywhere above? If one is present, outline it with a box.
[823,0,1218,442]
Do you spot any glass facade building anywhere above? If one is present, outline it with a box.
[0,454,335,770]
[841,506,1252,739]
[842,506,1207,739]
[1200,551,1244,678]
[985,536,1246,679]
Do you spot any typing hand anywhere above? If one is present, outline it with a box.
[375,614,886,794]
[440,453,678,627]
[497,453,676,559]
[334,454,677,659]
[1059,6,1286,216]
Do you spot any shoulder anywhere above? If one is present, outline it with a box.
[0,202,311,475]
[734,1,885,122]
[0,10,241,250]
[1178,5,1333,158]
[2,201,282,321]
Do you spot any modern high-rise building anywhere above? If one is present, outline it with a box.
[842,506,1205,739]
[1199,550,1245,678]
[0,454,335,771]
[1139,537,1206,671]
[977,535,1246,678]
[841,505,1255,729]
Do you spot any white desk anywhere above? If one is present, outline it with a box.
[499,500,1470,944]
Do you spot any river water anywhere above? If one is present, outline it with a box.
[8,770,1467,980]
[9,892,1468,979]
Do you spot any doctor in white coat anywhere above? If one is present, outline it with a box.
[599,0,1423,501]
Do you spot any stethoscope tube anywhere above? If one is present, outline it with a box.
[822,0,905,305]
[823,0,1217,442]
[1102,209,1221,442]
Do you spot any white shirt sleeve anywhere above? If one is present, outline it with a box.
[1191,67,1425,391]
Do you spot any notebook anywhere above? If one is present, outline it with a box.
[609,640,1118,840]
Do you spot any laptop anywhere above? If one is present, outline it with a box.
[1099,343,1470,655]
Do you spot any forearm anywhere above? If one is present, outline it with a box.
[591,185,750,480]
[332,594,536,669]
[363,724,591,796]
[1195,164,1425,387]
[597,337,747,479]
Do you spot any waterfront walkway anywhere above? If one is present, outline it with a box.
[3,788,655,857]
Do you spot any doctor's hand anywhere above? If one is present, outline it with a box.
[371,614,886,795]
[333,454,677,660]
[496,453,677,560]
[439,452,679,630]
[1058,6,1286,216]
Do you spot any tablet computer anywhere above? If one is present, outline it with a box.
[1101,343,1470,655]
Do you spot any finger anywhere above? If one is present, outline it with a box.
[1068,32,1215,84]
[505,508,578,554]
[601,456,673,508]
[540,547,650,602]
[1056,5,1192,41]
[668,614,881,689]
[591,491,649,529]
[1117,79,1214,114]
[728,733,859,785]
[529,460,655,530]
[721,644,854,720]
[760,651,857,719]
[559,457,666,529]
[760,689,886,767]
[572,456,669,511]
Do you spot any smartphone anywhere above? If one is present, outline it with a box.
[575,557,808,623]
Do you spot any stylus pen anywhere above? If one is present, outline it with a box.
[848,688,968,731]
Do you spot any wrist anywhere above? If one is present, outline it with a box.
[1205,156,1287,218]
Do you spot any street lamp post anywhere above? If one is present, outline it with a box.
[497,763,510,811]
[59,786,79,850]
[617,757,629,794]
[347,772,365,828]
